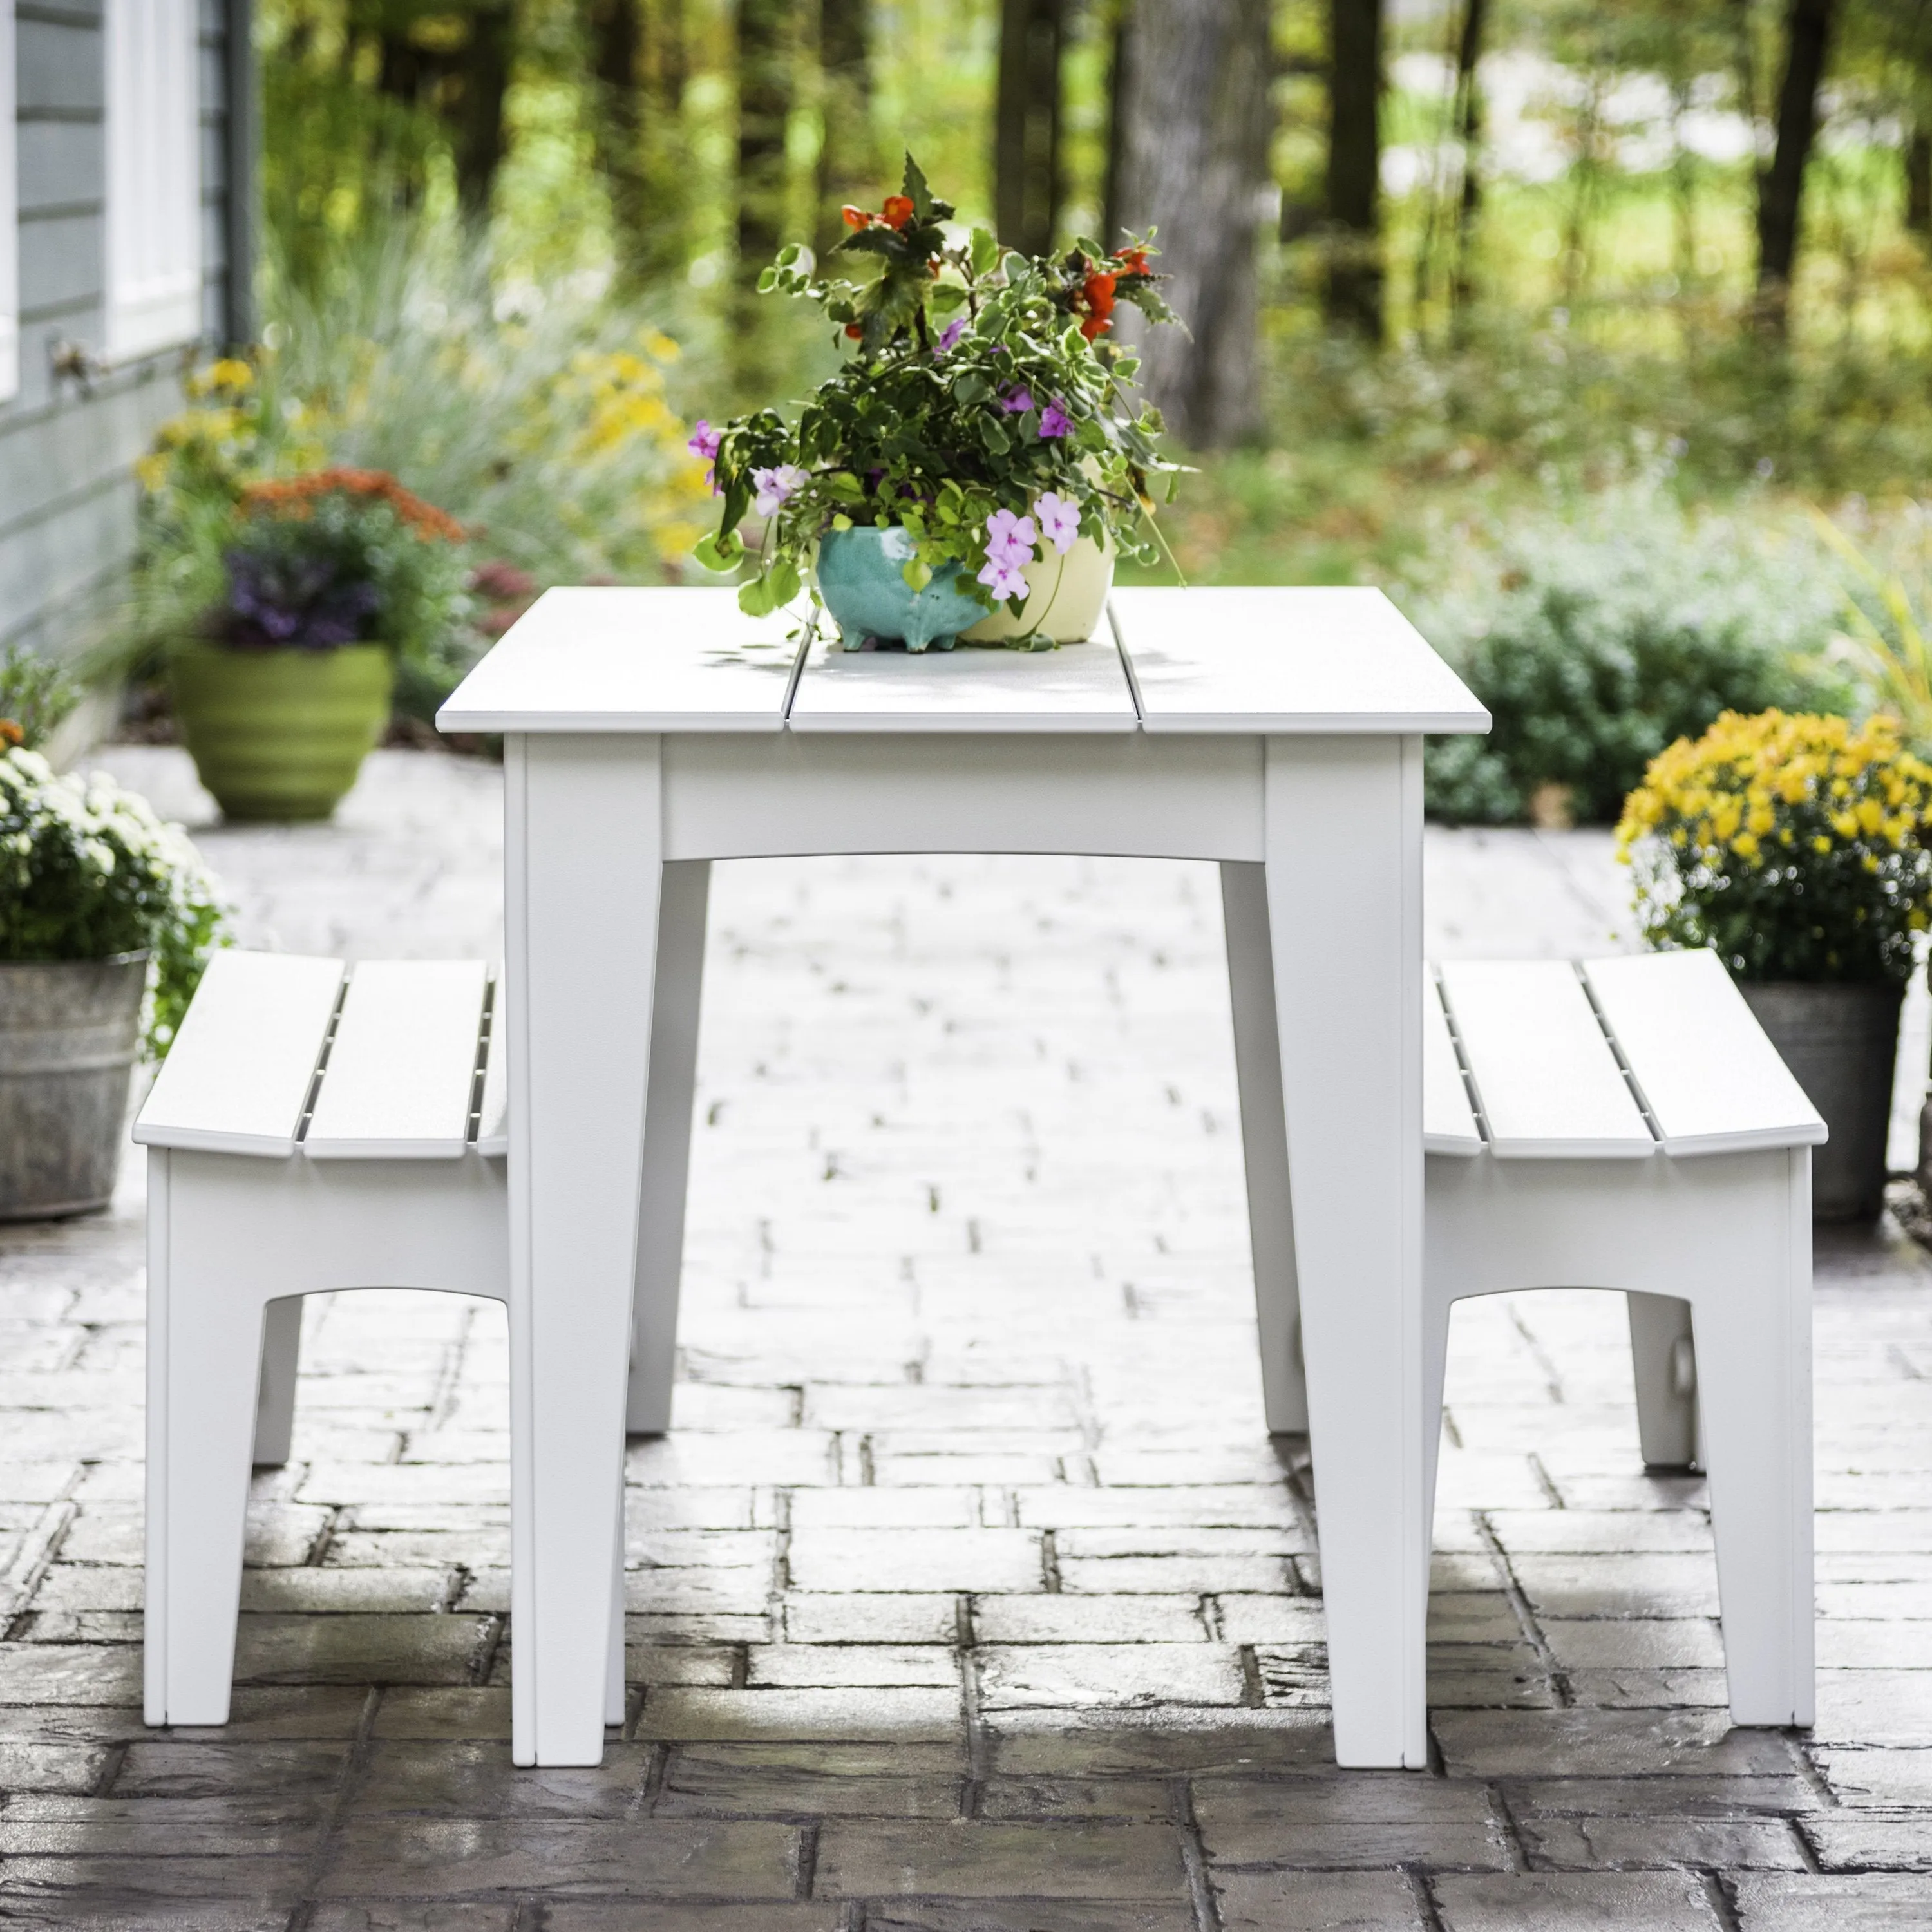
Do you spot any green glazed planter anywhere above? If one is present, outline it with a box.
[817,525,989,652]
[171,643,393,823]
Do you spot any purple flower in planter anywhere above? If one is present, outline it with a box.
[752,464,809,517]
[1037,399,1073,439]
[999,386,1035,415]
[984,509,1038,568]
[978,557,1030,602]
[223,551,382,652]
[934,318,967,354]
[1034,492,1080,554]
[687,419,723,493]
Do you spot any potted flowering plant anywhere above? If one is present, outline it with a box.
[0,735,228,1217]
[690,156,1182,650]
[170,468,470,821]
[1618,708,1932,1222]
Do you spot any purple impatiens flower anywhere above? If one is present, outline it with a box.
[999,385,1034,415]
[752,464,808,517]
[1034,492,1080,554]
[1037,399,1072,439]
[687,419,723,493]
[934,318,967,354]
[978,558,1030,602]
[984,509,1038,567]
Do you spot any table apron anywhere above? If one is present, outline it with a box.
[655,730,1268,862]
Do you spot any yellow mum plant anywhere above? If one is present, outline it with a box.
[1617,709,1932,984]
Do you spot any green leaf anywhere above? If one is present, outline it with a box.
[952,372,990,405]
[830,513,854,531]
[756,267,778,294]
[902,557,933,592]
[930,282,967,314]
[903,153,933,220]
[738,576,779,617]
[693,531,742,574]
[969,227,999,278]
[766,558,802,607]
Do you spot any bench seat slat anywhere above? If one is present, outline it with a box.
[133,952,344,1158]
[1439,959,1654,1160]
[1582,950,1828,1156]
[475,989,507,1157]
[304,961,489,1159]
[1424,980,1482,1155]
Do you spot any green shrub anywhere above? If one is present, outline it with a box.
[0,644,80,750]
[1407,490,1857,824]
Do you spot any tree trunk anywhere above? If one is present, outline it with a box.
[1323,0,1385,338]
[1103,0,1130,250]
[452,2,514,218]
[996,0,1065,258]
[815,0,875,258]
[737,0,795,288]
[1448,0,1486,323]
[1755,0,1837,334]
[1908,125,1931,236]
[1112,0,1272,446]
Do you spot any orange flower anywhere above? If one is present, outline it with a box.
[0,720,21,748]
[844,321,865,339]
[1083,270,1117,313]
[841,205,869,229]
[1118,248,1148,276]
[881,195,914,230]
[241,468,464,542]
[1080,316,1112,341]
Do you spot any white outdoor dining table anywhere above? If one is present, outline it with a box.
[439,583,1490,1770]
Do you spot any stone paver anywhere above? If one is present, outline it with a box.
[0,745,1924,1926]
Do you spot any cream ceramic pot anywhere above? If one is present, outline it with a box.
[961,533,1115,645]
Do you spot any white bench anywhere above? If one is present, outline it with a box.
[1423,948,1824,1728]
[132,952,584,1727]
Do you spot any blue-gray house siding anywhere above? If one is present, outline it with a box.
[6,0,248,658]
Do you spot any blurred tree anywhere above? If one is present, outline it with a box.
[1448,0,1487,325]
[816,0,878,256]
[737,0,795,290]
[996,0,1066,256]
[1756,0,1840,332]
[585,0,690,288]
[1112,0,1273,444]
[1323,0,1384,337]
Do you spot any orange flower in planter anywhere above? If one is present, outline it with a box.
[242,469,465,544]
[881,195,915,230]
[841,205,869,229]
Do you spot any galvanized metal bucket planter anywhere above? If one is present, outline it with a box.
[0,954,147,1219]
[1740,980,1902,1224]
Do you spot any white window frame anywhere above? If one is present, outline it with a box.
[0,3,18,402]
[103,0,202,364]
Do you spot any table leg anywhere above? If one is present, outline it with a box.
[627,858,710,1435]
[1262,734,1428,1770]
[507,734,665,1767]
[1220,862,1308,1434]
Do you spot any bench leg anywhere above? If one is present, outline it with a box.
[145,1154,270,1727]
[607,1472,629,1727]
[1627,1291,1699,1471]
[252,1296,305,1468]
[1220,860,1308,1434]
[627,858,710,1435]
[1691,1148,1815,1728]
[1264,735,1428,1770]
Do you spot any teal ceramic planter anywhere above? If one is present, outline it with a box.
[817,525,989,652]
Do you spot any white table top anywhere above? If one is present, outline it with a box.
[439,584,1489,737]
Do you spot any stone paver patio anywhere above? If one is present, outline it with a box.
[0,746,1927,1929]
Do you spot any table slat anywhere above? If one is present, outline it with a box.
[437,589,803,732]
[788,630,1139,732]
[1111,585,1490,734]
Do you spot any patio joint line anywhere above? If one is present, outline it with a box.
[1171,1777,1223,1932]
